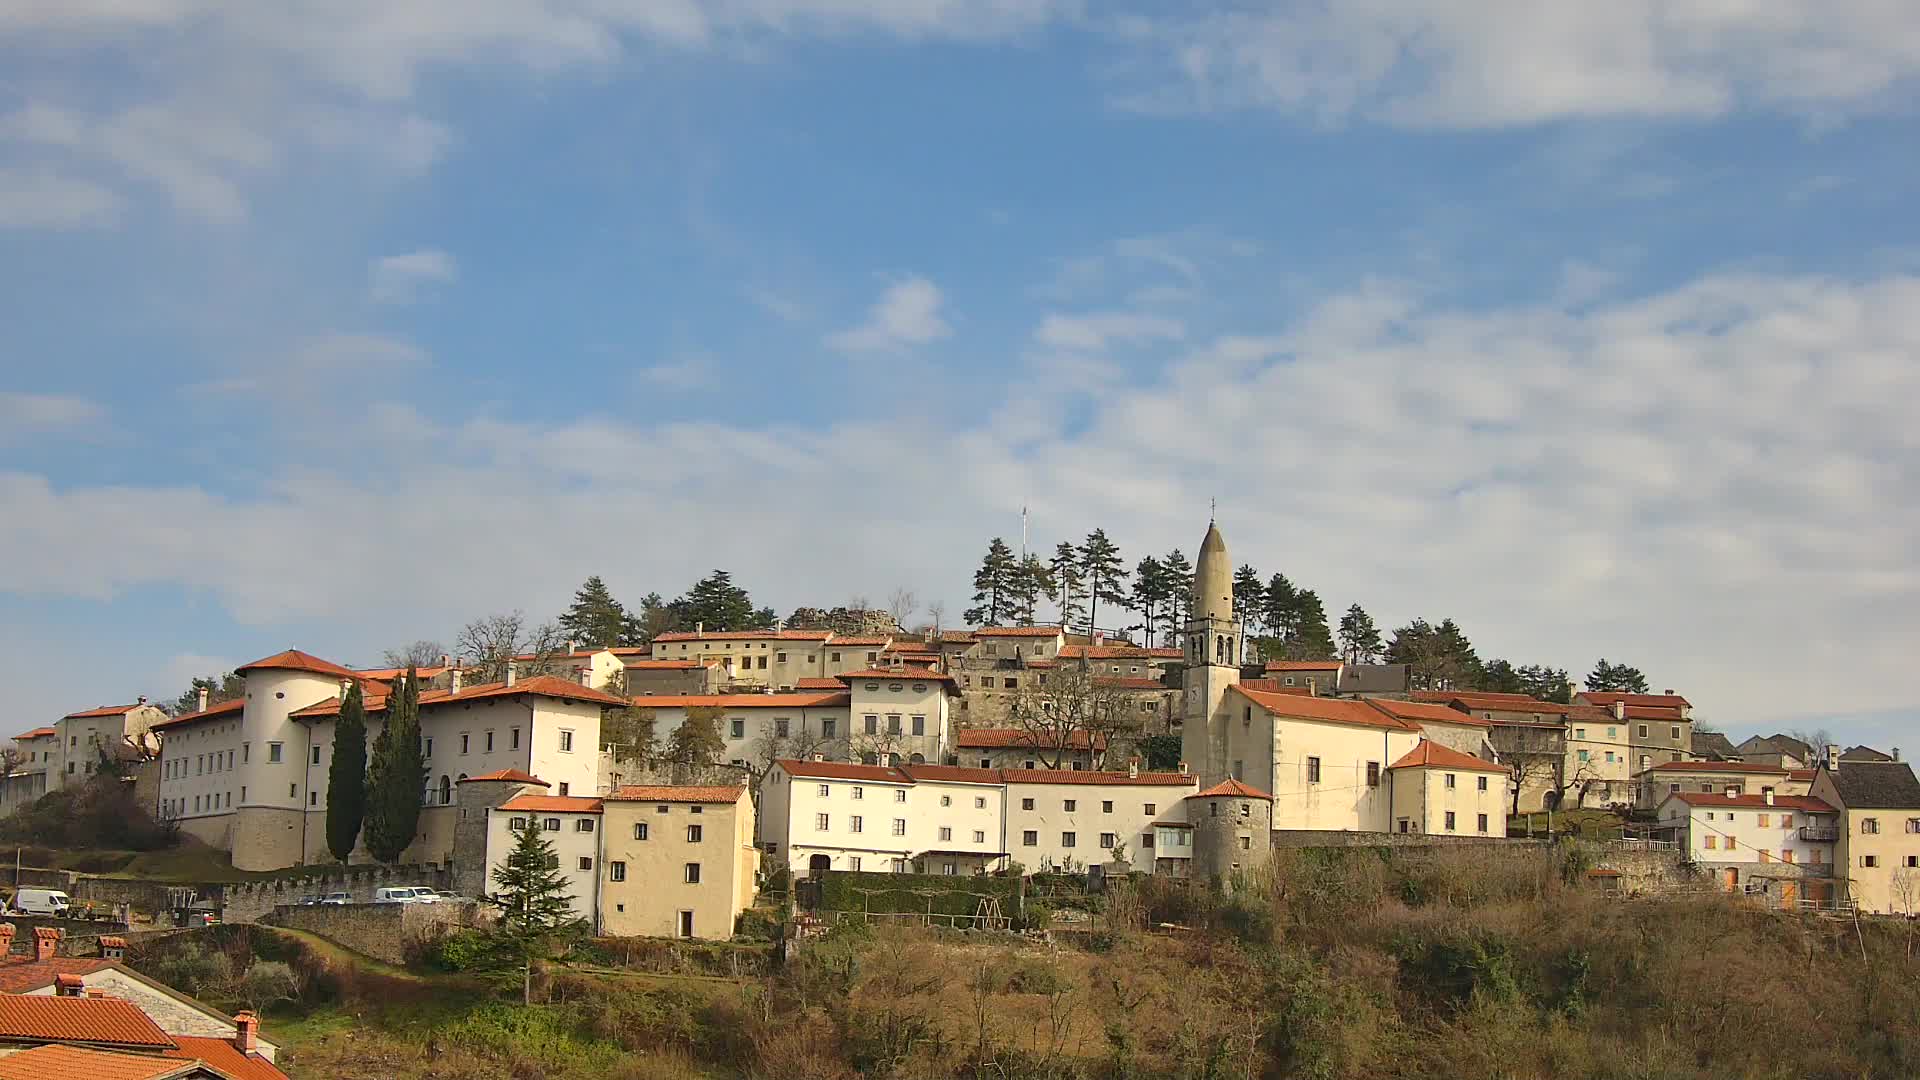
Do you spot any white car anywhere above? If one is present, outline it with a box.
[372,887,427,904]
[409,888,457,904]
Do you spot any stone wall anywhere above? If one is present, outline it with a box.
[0,917,131,955]
[1271,830,1548,849]
[221,864,449,924]
[264,901,487,965]
[1588,847,1695,895]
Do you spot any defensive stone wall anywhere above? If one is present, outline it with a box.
[1270,830,1548,849]
[263,900,487,965]
[222,864,450,924]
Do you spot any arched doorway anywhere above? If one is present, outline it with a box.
[809,854,831,876]
[437,775,451,805]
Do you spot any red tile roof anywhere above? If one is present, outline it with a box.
[835,668,956,683]
[1389,740,1506,773]
[1621,705,1686,721]
[1235,687,1421,732]
[794,678,845,690]
[351,665,451,681]
[0,1044,200,1080]
[613,692,851,710]
[1001,768,1193,787]
[234,649,359,680]
[833,635,894,646]
[290,675,633,718]
[498,794,603,814]
[1237,680,1310,694]
[1265,661,1342,672]
[1093,677,1168,691]
[1787,768,1817,781]
[778,759,911,783]
[605,785,746,804]
[1146,647,1183,659]
[149,698,246,732]
[651,629,832,642]
[0,995,175,1049]
[14,727,56,741]
[1060,644,1160,660]
[900,764,1003,784]
[1581,691,1691,708]
[1191,778,1271,800]
[939,630,977,642]
[60,704,145,720]
[0,957,117,994]
[166,1035,290,1080]
[1366,698,1493,729]
[1647,760,1787,774]
[621,659,713,670]
[457,769,548,786]
[1666,792,1834,813]
[971,626,1066,638]
[1413,691,1573,715]
[954,728,1107,750]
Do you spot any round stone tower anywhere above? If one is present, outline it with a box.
[1181,520,1241,788]
[1188,778,1273,884]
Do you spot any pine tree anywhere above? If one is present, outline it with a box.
[1049,542,1084,630]
[1161,549,1194,640]
[363,667,427,863]
[1263,573,1300,646]
[1519,664,1573,703]
[964,538,1018,626]
[324,682,369,862]
[670,570,771,631]
[487,818,581,1005]
[1078,529,1127,637]
[557,575,634,647]
[1388,619,1481,691]
[1131,556,1169,643]
[1231,565,1264,635]
[1338,604,1383,665]
[1586,659,1650,694]
[1009,555,1051,626]
[1288,589,1336,661]
[1481,659,1526,695]
[1433,620,1483,689]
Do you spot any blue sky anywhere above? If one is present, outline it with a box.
[3,2,1919,750]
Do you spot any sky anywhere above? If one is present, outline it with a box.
[2,2,1918,750]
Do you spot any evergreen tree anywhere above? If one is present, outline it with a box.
[363,667,427,863]
[635,592,677,642]
[1009,555,1051,626]
[1519,664,1573,703]
[1287,589,1336,661]
[1231,565,1264,635]
[487,818,581,1005]
[1586,659,1650,694]
[1481,659,1526,695]
[1386,618,1483,691]
[670,571,772,631]
[557,575,634,647]
[1078,529,1127,637]
[665,708,727,770]
[324,681,369,862]
[1338,604,1383,665]
[964,538,1018,626]
[1131,556,1170,643]
[1161,549,1194,640]
[1263,573,1300,645]
[1048,542,1085,630]
[169,673,245,716]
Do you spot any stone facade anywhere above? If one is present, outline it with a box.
[265,901,487,966]
[221,863,450,923]
[1268,830,1545,849]
[1190,789,1272,882]
[232,806,306,872]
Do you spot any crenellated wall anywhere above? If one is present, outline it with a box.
[221,864,450,924]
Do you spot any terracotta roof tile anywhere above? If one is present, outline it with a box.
[1264,661,1342,672]
[1666,792,1835,813]
[1060,644,1159,660]
[1647,760,1788,774]
[60,704,145,720]
[1145,647,1182,658]
[835,668,956,683]
[1366,698,1493,728]
[351,665,451,681]
[14,727,56,741]
[1235,687,1421,732]
[1580,691,1691,708]
[290,675,633,718]
[234,649,359,680]
[0,1044,199,1080]
[498,795,603,814]
[970,627,1066,638]
[1001,768,1193,787]
[1237,680,1309,694]
[166,1035,290,1080]
[615,692,851,709]
[1389,740,1506,772]
[149,698,246,732]
[605,785,745,804]
[899,764,1003,784]
[778,759,912,783]
[1413,691,1573,715]
[1191,778,1272,800]
[794,678,845,690]
[651,629,832,642]
[0,995,175,1049]
[456,769,549,786]
[0,957,118,994]
[831,635,894,646]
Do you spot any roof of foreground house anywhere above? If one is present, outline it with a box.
[1190,778,1272,800]
[148,698,247,732]
[1234,686,1421,732]
[1647,760,1787,775]
[1365,698,1493,729]
[608,692,851,710]
[605,785,746,804]
[60,704,148,720]
[0,1044,202,1080]
[1664,791,1835,813]
[457,769,549,786]
[1389,740,1507,773]
[1414,691,1573,716]
[289,674,632,718]
[498,794,603,814]
[14,727,56,741]
[0,995,176,1050]
[1821,761,1920,809]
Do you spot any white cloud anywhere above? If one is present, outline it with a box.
[826,276,951,352]
[0,392,107,438]
[0,168,122,228]
[5,269,1920,737]
[636,357,711,390]
[370,248,457,304]
[194,333,429,397]
[1034,311,1185,350]
[1113,2,1920,128]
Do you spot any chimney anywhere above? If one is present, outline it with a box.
[196,686,209,713]
[440,653,450,669]
[567,638,577,655]
[233,1011,259,1054]
[1611,701,1625,721]
[1127,756,1140,779]
[98,936,126,960]
[0,923,15,955]
[136,695,147,706]
[578,667,592,687]
[449,668,463,696]
[1894,748,1903,762]
[505,663,517,688]
[695,621,705,636]
[1177,760,1189,776]
[54,974,84,997]
[338,678,351,700]
[1094,631,1105,647]
[34,927,59,962]
[1826,743,1840,771]
[1566,680,1579,702]
[811,752,826,763]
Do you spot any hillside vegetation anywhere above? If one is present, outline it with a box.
[135,847,1920,1079]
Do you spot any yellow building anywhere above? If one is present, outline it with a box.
[597,785,758,939]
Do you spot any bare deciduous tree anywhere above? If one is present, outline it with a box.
[1004,661,1141,770]
[744,717,837,806]
[455,611,568,683]
[382,640,447,668]
[887,587,918,629]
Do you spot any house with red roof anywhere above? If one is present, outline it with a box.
[1654,789,1842,907]
[0,984,285,1079]
[8,698,167,808]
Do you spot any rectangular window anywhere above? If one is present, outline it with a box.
[1862,818,1880,834]
[685,863,702,883]
[775,719,790,738]
[850,787,863,801]
[511,816,527,832]
[776,652,787,663]
[1445,773,1457,790]
[1004,677,1018,690]
[849,856,862,871]
[575,818,594,833]
[1781,814,1794,828]
[864,715,878,735]
[730,719,745,739]
[1477,776,1488,791]
[1444,811,1456,831]
[578,857,593,871]
[1638,725,1649,738]
[822,719,836,738]
[243,743,249,763]
[1022,797,1035,810]
[559,730,574,752]
[818,784,831,797]
[1781,849,1795,864]
[981,677,995,688]
[975,796,986,809]
[1100,832,1117,848]
[973,830,986,843]
[311,745,322,765]
[939,826,952,841]
[486,731,494,752]
[940,795,951,807]
[511,727,521,749]
[687,824,703,842]
[1861,855,1879,868]
[850,816,863,833]
[887,715,901,734]
[910,715,925,735]
[1144,803,1156,815]
[609,861,626,881]
[634,822,649,840]
[893,790,906,803]
[1725,837,1737,851]
[1758,814,1769,828]
[423,737,433,757]
[544,817,561,831]
[892,819,906,836]
[1102,800,1114,813]
[267,742,283,763]
[1477,814,1488,833]
[1366,762,1380,787]
[815,813,830,831]
[460,733,470,754]
[1062,831,1077,848]
[1307,757,1321,784]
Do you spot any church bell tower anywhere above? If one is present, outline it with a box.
[1180,517,1241,788]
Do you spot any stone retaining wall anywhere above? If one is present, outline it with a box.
[264,901,486,965]
[221,864,450,924]
[1270,830,1549,849]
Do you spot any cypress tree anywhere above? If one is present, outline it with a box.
[363,666,427,863]
[324,681,369,862]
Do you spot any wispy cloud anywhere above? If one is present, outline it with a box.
[826,276,951,352]
[636,357,711,390]
[1034,311,1186,351]
[370,248,457,304]
[0,168,122,228]
[0,392,107,438]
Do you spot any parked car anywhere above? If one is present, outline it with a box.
[373,887,428,904]
[14,889,72,916]
[318,892,352,905]
[409,888,452,904]
[295,896,322,906]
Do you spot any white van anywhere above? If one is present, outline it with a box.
[372,887,424,905]
[15,889,72,916]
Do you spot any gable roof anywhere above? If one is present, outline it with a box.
[899,764,1003,785]
[1000,768,1192,787]
[149,698,246,732]
[834,668,956,683]
[1647,760,1787,775]
[1581,691,1691,709]
[457,769,548,786]
[778,759,911,783]
[1365,698,1493,729]
[166,1035,290,1080]
[15,727,56,741]
[1264,661,1341,672]
[0,995,175,1050]
[0,1044,201,1080]
[954,728,1107,750]
[599,692,850,711]
[350,665,452,682]
[1664,791,1835,813]
[1414,691,1573,716]
[289,675,632,718]
[605,785,746,804]
[1690,730,1740,760]
[497,795,602,814]
[1234,686,1420,732]
[794,677,845,690]
[1821,761,1920,809]
[651,629,832,642]
[1840,745,1893,762]
[1389,740,1506,773]
[233,649,359,680]
[1191,778,1271,800]
[970,626,1065,638]
[60,704,147,720]
[0,957,118,994]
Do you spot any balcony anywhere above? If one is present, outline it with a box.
[1798,825,1839,842]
